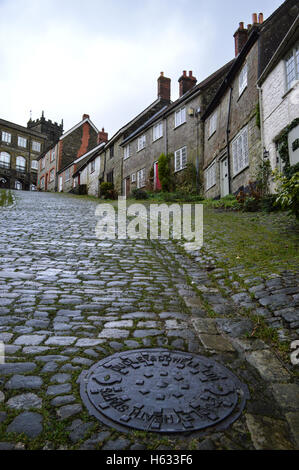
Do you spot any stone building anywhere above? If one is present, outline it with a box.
[202,0,299,199]
[72,144,106,196]
[121,65,233,196]
[101,73,172,195]
[257,14,299,190]
[0,113,62,190]
[37,114,99,192]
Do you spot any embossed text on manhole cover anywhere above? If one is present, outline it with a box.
[80,349,249,433]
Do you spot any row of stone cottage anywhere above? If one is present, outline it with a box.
[36,1,299,199]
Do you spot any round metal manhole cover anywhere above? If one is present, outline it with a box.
[80,349,249,433]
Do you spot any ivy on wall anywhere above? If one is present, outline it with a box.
[275,117,299,177]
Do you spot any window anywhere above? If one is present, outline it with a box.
[153,122,163,141]
[32,141,41,152]
[90,160,95,173]
[0,152,10,169]
[16,156,26,172]
[232,126,249,176]
[110,145,114,159]
[18,136,27,148]
[131,173,136,183]
[107,170,114,184]
[175,107,186,128]
[1,132,11,144]
[31,160,38,170]
[137,134,146,151]
[174,146,187,172]
[205,163,216,190]
[40,176,45,189]
[209,110,218,137]
[50,148,55,162]
[137,168,146,188]
[65,168,70,181]
[41,157,45,170]
[124,144,130,160]
[285,43,299,90]
[49,169,55,183]
[239,63,248,96]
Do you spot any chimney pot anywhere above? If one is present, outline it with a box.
[239,22,244,29]
[189,71,193,77]
[183,70,187,77]
[160,71,164,76]
[82,114,90,120]
[252,13,258,24]
[258,13,264,24]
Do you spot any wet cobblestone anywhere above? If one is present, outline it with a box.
[0,191,298,450]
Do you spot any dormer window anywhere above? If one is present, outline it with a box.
[239,63,248,96]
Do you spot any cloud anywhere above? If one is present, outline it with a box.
[0,0,284,136]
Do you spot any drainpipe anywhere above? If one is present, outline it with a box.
[164,116,168,155]
[195,110,200,193]
[257,84,265,159]
[226,86,233,193]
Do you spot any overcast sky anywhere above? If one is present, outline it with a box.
[0,0,283,137]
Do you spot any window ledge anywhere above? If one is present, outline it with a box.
[237,85,247,101]
[174,121,186,130]
[232,164,249,179]
[206,183,216,191]
[282,80,299,100]
[174,166,187,174]
[208,130,216,141]
[153,135,163,143]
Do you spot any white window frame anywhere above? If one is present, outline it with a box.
[239,62,248,96]
[49,169,55,183]
[40,176,45,189]
[65,168,70,182]
[137,134,146,151]
[209,110,218,137]
[205,162,216,190]
[153,122,163,141]
[32,141,41,152]
[50,148,56,162]
[1,131,11,143]
[124,144,130,160]
[31,160,38,170]
[131,173,136,183]
[174,146,187,172]
[0,151,10,168]
[137,168,146,188]
[285,42,299,91]
[16,155,26,167]
[232,125,249,176]
[174,107,186,128]
[18,136,27,148]
[90,159,95,173]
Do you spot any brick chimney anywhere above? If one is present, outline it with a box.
[233,22,248,57]
[157,72,171,102]
[97,127,108,144]
[178,71,197,97]
[82,114,90,120]
[258,13,264,24]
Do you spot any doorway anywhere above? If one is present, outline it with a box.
[220,156,229,197]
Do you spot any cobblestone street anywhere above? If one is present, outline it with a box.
[0,191,298,450]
